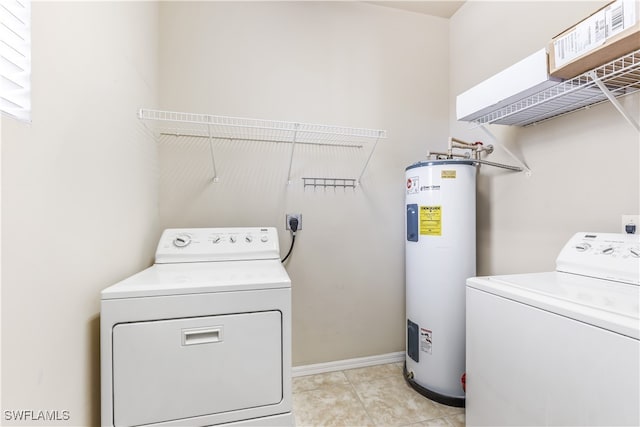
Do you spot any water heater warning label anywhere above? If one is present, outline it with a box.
[420,328,432,354]
[407,176,419,194]
[419,206,441,236]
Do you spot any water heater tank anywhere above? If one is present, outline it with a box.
[404,160,476,407]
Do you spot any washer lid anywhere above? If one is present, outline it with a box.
[467,271,639,340]
[102,259,291,299]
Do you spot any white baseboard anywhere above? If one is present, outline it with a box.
[292,351,405,377]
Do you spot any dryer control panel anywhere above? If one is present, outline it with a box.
[155,227,280,263]
[556,232,640,285]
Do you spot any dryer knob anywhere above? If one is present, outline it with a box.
[173,234,191,248]
[629,247,640,258]
[245,235,253,243]
[261,235,269,243]
[229,235,237,243]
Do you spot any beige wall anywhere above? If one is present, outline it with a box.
[1,2,159,426]
[158,1,450,365]
[2,1,638,425]
[450,1,640,275]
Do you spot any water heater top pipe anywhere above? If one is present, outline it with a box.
[447,137,476,157]
[440,136,522,172]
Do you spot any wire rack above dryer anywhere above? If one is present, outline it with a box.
[138,108,387,187]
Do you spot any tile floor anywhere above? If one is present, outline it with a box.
[292,362,465,427]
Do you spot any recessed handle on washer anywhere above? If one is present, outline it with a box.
[182,326,223,346]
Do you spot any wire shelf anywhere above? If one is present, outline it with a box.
[471,49,640,127]
[138,108,386,147]
[138,108,387,186]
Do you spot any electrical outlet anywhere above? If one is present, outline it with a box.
[286,214,302,231]
[621,214,639,234]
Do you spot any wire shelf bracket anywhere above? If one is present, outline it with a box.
[478,125,533,176]
[206,124,220,182]
[588,70,640,132]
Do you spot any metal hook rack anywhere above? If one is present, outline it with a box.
[302,177,357,190]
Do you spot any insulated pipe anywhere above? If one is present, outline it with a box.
[447,137,491,160]
[447,137,477,157]
[448,137,476,148]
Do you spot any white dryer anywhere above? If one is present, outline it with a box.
[466,232,639,426]
[100,227,293,427]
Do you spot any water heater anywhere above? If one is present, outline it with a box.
[404,159,476,407]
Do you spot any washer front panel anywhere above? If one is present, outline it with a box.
[466,286,639,426]
[101,288,292,427]
[101,227,293,427]
[113,311,282,426]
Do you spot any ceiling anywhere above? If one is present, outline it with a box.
[367,1,466,19]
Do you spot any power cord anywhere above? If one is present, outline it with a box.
[281,217,298,263]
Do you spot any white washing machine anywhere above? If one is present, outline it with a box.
[466,232,639,426]
[100,227,293,427]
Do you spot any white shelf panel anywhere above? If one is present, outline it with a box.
[471,50,640,127]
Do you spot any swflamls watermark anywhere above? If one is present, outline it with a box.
[3,410,70,422]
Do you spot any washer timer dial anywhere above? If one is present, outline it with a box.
[601,246,615,255]
[575,243,591,252]
[173,234,192,248]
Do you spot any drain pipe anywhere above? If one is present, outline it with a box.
[474,158,524,172]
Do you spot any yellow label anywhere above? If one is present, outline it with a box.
[419,206,441,236]
[441,170,456,179]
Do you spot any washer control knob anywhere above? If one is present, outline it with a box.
[229,235,237,243]
[173,234,191,248]
[261,235,269,243]
[245,235,253,243]
[602,247,614,255]
[575,243,591,252]
[212,235,221,244]
[629,247,640,258]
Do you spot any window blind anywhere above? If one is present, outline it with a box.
[0,0,30,122]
